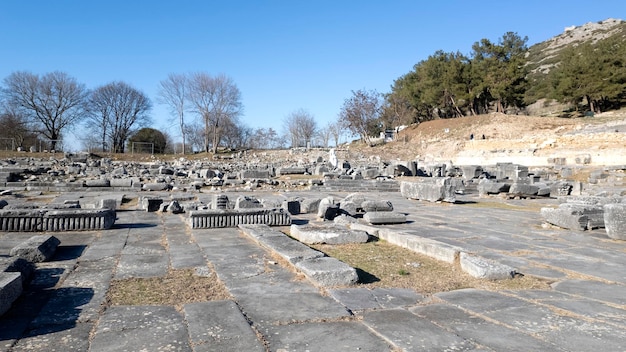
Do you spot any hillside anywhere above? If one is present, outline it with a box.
[344,110,626,167]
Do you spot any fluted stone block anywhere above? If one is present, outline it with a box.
[189,208,291,228]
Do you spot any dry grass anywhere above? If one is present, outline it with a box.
[106,268,231,308]
[311,240,551,295]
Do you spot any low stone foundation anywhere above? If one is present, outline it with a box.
[188,208,291,228]
[0,209,116,232]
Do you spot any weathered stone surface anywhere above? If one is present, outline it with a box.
[189,208,291,228]
[10,235,61,263]
[459,252,516,280]
[0,208,116,231]
[401,177,456,203]
[477,179,511,195]
[317,197,335,218]
[460,165,483,179]
[241,169,271,179]
[541,203,605,230]
[235,195,263,209]
[142,182,169,191]
[508,183,540,196]
[109,178,133,187]
[184,300,265,352]
[300,198,321,213]
[168,200,184,214]
[0,272,22,317]
[363,211,407,224]
[0,257,34,284]
[85,179,110,187]
[141,197,163,212]
[361,200,393,212]
[277,166,307,175]
[290,224,369,244]
[376,230,461,263]
[212,194,230,209]
[294,257,358,287]
[282,199,300,215]
[604,203,626,240]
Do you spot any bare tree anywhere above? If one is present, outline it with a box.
[339,89,382,146]
[328,121,343,147]
[0,108,38,150]
[157,73,188,154]
[2,71,88,150]
[283,109,317,148]
[187,73,243,153]
[87,81,152,153]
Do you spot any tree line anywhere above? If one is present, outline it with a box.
[1,26,624,152]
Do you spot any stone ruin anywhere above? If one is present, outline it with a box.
[2,148,626,321]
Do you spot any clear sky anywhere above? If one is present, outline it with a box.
[1,1,624,150]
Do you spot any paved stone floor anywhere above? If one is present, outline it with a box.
[1,190,625,351]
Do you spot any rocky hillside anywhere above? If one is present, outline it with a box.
[342,110,626,168]
[526,18,625,75]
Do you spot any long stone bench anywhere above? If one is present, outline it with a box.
[0,209,116,232]
[188,208,291,228]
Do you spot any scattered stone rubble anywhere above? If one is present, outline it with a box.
[1,148,625,318]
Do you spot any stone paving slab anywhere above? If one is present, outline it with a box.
[2,190,626,351]
[11,322,93,352]
[329,287,425,312]
[90,305,191,352]
[362,308,477,351]
[184,300,264,352]
[410,303,561,351]
[265,321,393,351]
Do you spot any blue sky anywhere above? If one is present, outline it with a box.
[1,1,624,150]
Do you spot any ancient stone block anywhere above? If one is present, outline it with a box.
[142,197,163,212]
[400,177,456,203]
[361,200,393,212]
[477,179,511,196]
[236,196,263,209]
[0,272,22,317]
[142,183,169,191]
[300,198,321,213]
[459,253,516,280]
[363,211,407,225]
[541,203,605,230]
[85,179,110,187]
[508,183,539,196]
[290,224,369,244]
[10,235,61,263]
[294,257,358,287]
[0,257,34,284]
[604,203,626,240]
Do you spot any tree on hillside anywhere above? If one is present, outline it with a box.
[339,89,382,146]
[157,73,188,154]
[551,35,626,113]
[1,71,88,150]
[471,32,529,113]
[87,81,152,153]
[127,127,167,154]
[187,73,243,153]
[283,109,317,148]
